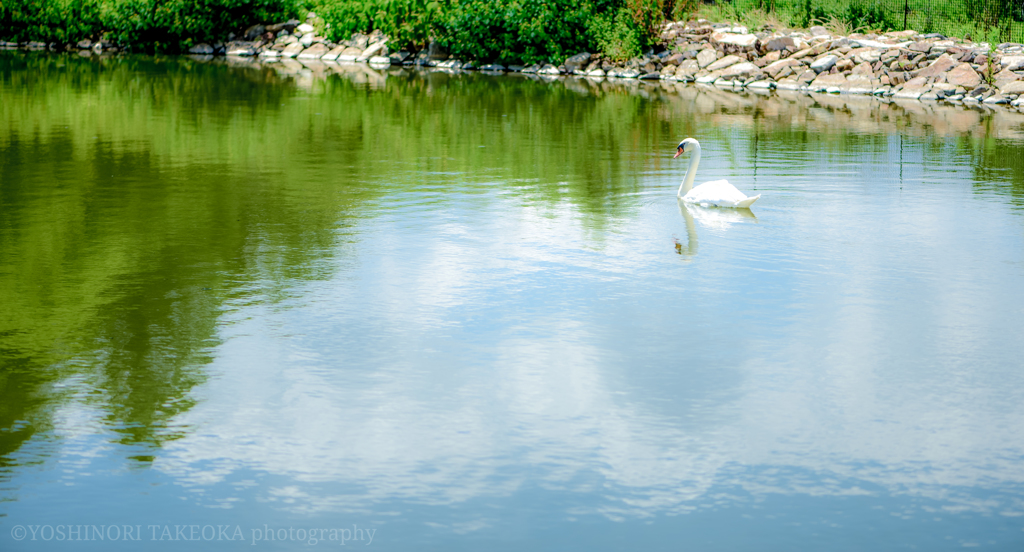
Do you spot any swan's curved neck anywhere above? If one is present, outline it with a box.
[678,144,701,197]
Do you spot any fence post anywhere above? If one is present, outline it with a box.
[903,0,909,30]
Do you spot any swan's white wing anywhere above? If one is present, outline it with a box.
[682,179,759,208]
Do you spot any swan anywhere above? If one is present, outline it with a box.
[674,138,760,208]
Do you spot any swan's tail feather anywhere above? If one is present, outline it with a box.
[735,194,760,208]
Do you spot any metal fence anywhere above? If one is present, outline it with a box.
[720,0,1024,42]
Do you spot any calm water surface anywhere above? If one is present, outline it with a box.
[2,53,1024,551]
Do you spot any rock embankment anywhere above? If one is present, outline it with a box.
[5,13,1024,108]
[182,15,395,68]
[651,21,1024,107]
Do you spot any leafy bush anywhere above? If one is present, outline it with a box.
[105,0,297,52]
[306,0,374,42]
[373,0,440,49]
[589,6,643,61]
[311,0,665,64]
[0,0,296,51]
[433,0,609,65]
[841,0,888,30]
[0,0,666,62]
[624,0,663,44]
[311,0,440,50]
[0,0,104,43]
[662,0,700,21]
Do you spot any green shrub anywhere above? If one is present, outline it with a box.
[589,6,642,61]
[311,0,439,50]
[0,0,104,43]
[373,0,440,50]
[0,0,668,62]
[307,0,374,43]
[624,0,663,44]
[663,0,700,21]
[312,0,664,63]
[842,1,888,30]
[0,0,297,50]
[433,0,614,65]
[105,0,297,52]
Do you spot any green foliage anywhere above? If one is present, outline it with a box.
[374,0,440,49]
[795,0,819,28]
[624,0,663,44]
[841,1,888,31]
[4,0,1024,57]
[311,0,440,50]
[0,0,297,51]
[663,0,701,20]
[1,0,667,62]
[432,0,666,64]
[306,0,373,42]
[590,6,643,61]
[0,0,104,43]
[434,0,610,65]
[105,0,297,53]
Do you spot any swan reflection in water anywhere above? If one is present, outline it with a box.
[675,199,756,258]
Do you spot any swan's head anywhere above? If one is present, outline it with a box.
[674,138,700,158]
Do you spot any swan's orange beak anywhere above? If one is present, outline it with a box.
[673,147,683,159]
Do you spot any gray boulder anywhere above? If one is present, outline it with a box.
[707,54,741,72]
[338,46,363,62]
[281,42,304,58]
[297,43,329,59]
[358,40,388,61]
[321,45,344,61]
[999,80,1024,95]
[766,37,796,51]
[810,55,837,73]
[266,20,299,34]
[946,63,982,88]
[665,52,685,66]
[225,41,257,56]
[564,52,591,72]
[676,59,699,77]
[244,24,265,41]
[721,62,761,79]
[426,41,447,60]
[696,48,717,68]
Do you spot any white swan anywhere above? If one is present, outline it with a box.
[674,138,760,208]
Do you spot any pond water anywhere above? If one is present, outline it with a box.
[2,53,1024,551]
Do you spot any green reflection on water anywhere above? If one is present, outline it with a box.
[2,51,1024,477]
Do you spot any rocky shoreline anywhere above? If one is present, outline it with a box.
[6,13,1024,109]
